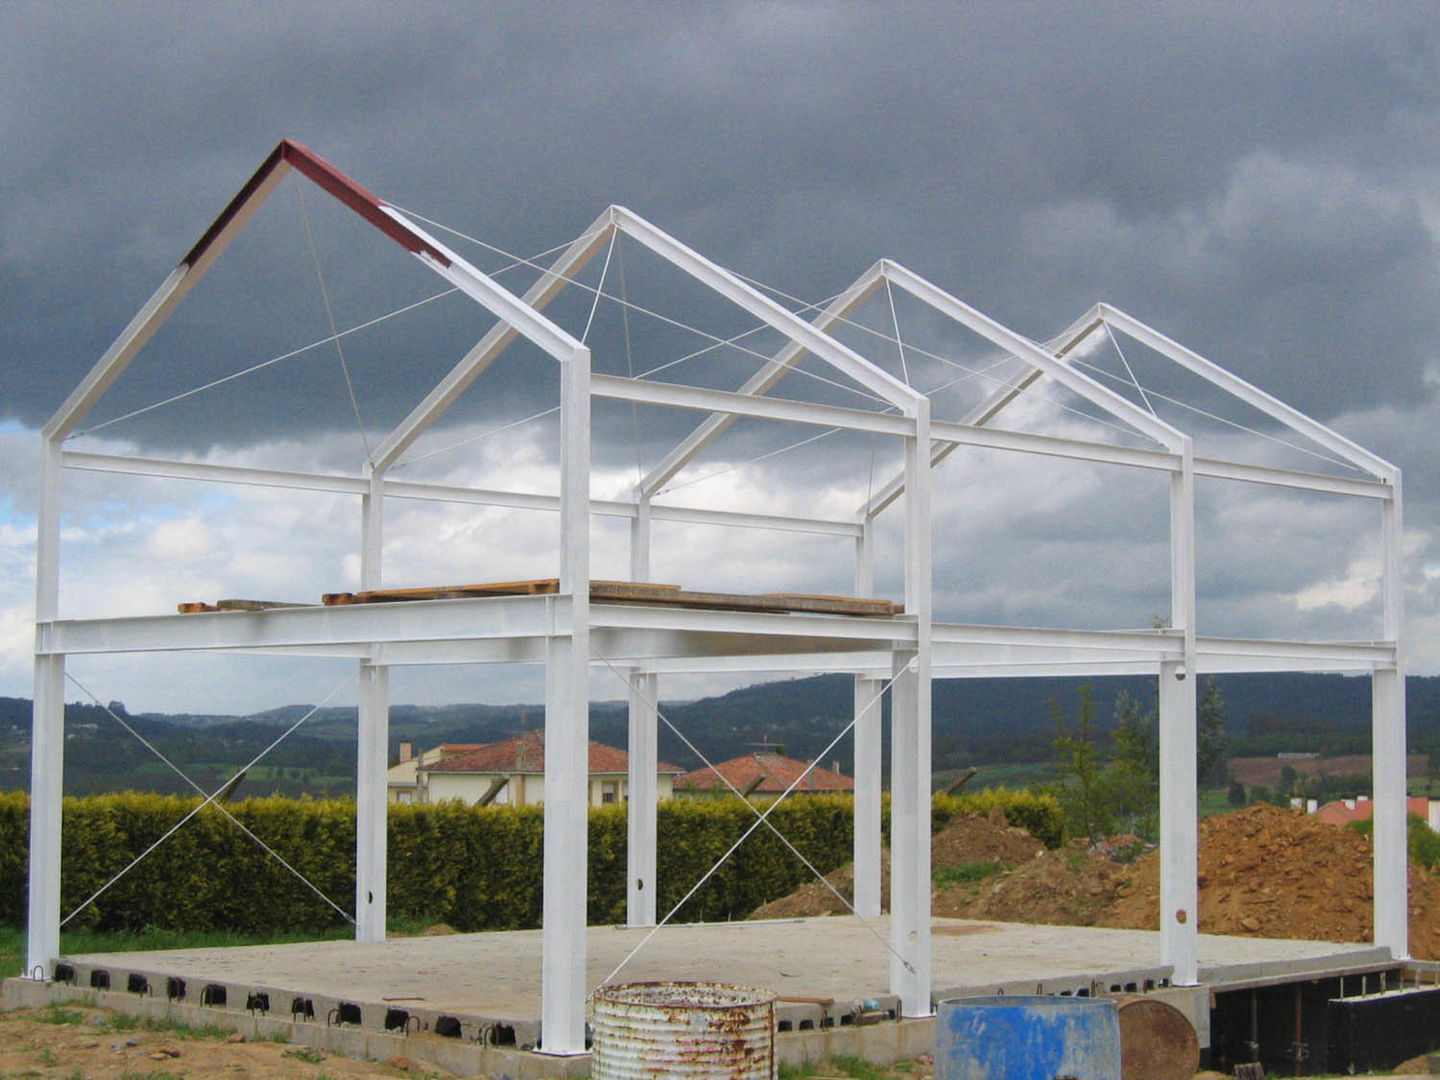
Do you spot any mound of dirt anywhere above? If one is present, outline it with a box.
[747,808,1044,921]
[1099,804,1440,960]
[932,805,1047,866]
[936,843,1130,924]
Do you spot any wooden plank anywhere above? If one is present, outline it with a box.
[180,599,311,613]
[323,579,564,606]
[216,599,310,611]
[591,583,901,617]
[317,579,899,617]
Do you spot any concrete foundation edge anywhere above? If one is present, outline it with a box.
[2,978,589,1079]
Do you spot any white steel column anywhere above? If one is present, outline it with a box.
[540,346,592,1056]
[355,661,389,941]
[27,438,65,978]
[626,671,658,926]
[625,496,657,926]
[853,515,882,919]
[890,401,933,1017]
[1159,444,1199,985]
[1373,474,1408,957]
[854,675,883,919]
[355,472,389,942]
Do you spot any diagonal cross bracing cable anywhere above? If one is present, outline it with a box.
[1104,323,1157,417]
[295,178,373,464]
[1071,357,1361,473]
[68,226,595,442]
[59,673,357,927]
[389,204,894,409]
[589,649,914,990]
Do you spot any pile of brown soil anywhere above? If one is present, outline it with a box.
[747,808,1043,920]
[1099,804,1440,960]
[936,843,1130,924]
[932,805,1047,866]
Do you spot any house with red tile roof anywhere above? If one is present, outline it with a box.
[386,742,486,804]
[1313,794,1439,832]
[413,731,683,807]
[674,750,854,798]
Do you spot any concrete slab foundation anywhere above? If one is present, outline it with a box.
[4,917,1395,1076]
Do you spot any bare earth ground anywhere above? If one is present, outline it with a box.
[1226,754,1427,788]
[0,1002,453,1079]
[760,804,1440,960]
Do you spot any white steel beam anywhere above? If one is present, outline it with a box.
[25,654,64,978]
[853,675,883,920]
[882,263,1185,452]
[386,210,584,365]
[26,438,64,979]
[642,262,888,495]
[540,346,592,1056]
[43,150,296,440]
[355,661,388,942]
[1158,657,1198,985]
[1372,472,1408,956]
[1160,443,1199,986]
[1099,305,1397,481]
[927,420,1180,472]
[860,306,1107,518]
[591,372,911,437]
[610,208,922,412]
[45,267,196,441]
[852,517,882,919]
[626,671,658,927]
[891,400,933,1018]
[62,452,862,537]
[372,209,616,470]
[1193,458,1394,500]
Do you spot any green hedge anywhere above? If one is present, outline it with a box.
[0,788,1064,934]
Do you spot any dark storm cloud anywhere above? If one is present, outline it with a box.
[2,1,1438,452]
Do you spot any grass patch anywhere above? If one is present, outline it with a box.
[282,1046,327,1065]
[35,1004,88,1026]
[933,860,1005,887]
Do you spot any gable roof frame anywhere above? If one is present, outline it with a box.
[44,140,586,448]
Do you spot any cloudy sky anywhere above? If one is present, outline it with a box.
[2,2,1438,715]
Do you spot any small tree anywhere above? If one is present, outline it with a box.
[1227,779,1247,806]
[1197,677,1229,788]
[1050,685,1111,841]
[1107,691,1159,838]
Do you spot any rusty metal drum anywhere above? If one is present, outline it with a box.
[591,982,776,1079]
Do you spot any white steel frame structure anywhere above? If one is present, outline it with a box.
[28,142,1408,1055]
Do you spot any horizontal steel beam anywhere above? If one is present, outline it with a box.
[1192,458,1392,500]
[591,373,912,436]
[927,421,1180,472]
[61,452,861,536]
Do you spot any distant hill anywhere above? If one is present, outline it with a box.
[0,671,1436,796]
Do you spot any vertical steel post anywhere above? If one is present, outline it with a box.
[1160,445,1199,985]
[626,671,658,926]
[354,472,389,943]
[890,401,933,1017]
[853,516,882,919]
[27,437,65,978]
[355,661,389,941]
[540,346,592,1055]
[626,497,658,926]
[1373,474,1408,957]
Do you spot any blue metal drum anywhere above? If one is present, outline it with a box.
[936,995,1121,1080]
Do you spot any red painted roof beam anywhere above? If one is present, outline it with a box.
[182,139,451,270]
